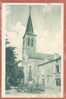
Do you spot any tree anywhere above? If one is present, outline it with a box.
[6,46,18,89]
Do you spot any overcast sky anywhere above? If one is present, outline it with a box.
[2,3,64,61]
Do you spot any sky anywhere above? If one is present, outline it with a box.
[2,3,64,62]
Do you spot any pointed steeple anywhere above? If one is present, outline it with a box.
[22,6,37,58]
[25,6,33,34]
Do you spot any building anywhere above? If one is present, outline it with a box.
[22,7,61,91]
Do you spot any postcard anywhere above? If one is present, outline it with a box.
[0,1,65,99]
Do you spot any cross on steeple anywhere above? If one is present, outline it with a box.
[29,5,31,16]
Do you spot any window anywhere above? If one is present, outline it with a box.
[56,64,59,72]
[56,78,61,86]
[31,38,33,46]
[27,37,30,46]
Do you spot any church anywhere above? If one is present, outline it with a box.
[22,7,61,91]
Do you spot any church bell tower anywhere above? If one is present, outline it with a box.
[22,6,37,60]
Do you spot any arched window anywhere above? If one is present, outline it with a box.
[31,38,33,46]
[27,37,30,46]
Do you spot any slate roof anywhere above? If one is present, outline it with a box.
[28,52,61,66]
[28,52,54,60]
[38,55,61,66]
[25,14,33,34]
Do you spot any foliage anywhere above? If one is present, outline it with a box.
[5,38,25,90]
[6,46,18,89]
